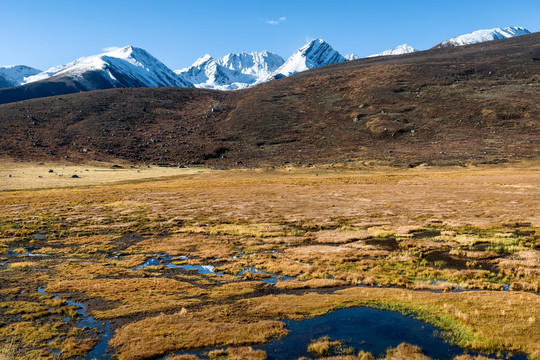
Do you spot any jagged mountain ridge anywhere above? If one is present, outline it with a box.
[176,39,349,89]
[0,25,532,103]
[175,51,284,90]
[269,39,347,79]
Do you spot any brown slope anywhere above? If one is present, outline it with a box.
[0,32,539,167]
[0,88,238,165]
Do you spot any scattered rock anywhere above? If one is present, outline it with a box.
[5,174,12,178]
[48,169,54,173]
[71,174,79,178]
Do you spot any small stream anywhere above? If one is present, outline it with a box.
[132,254,295,284]
[37,287,112,360]
[131,253,533,293]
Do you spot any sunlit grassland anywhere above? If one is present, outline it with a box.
[0,163,539,359]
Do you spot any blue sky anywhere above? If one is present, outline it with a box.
[2,0,539,71]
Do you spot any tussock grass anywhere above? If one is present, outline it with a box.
[207,347,267,360]
[0,341,17,360]
[308,336,343,357]
[1,165,539,358]
[109,311,286,360]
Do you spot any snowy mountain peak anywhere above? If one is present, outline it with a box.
[369,44,416,57]
[0,65,41,88]
[176,51,284,91]
[270,39,346,79]
[193,54,214,67]
[24,45,193,89]
[437,26,530,47]
[216,51,284,76]
[345,54,359,61]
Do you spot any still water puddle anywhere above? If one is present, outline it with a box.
[261,307,526,360]
[171,306,525,360]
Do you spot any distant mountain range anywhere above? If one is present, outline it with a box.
[0,65,41,88]
[368,44,417,57]
[0,26,531,104]
[434,26,530,48]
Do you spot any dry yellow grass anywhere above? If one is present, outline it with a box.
[1,162,539,359]
[207,347,267,360]
[0,160,207,191]
[109,310,286,360]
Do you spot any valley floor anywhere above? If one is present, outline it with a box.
[0,162,539,359]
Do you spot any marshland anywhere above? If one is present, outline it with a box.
[0,161,538,359]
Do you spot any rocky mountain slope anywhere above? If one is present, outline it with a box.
[0,32,538,167]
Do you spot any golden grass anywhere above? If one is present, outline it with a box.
[1,163,539,358]
[0,341,17,360]
[165,355,201,360]
[46,277,203,319]
[109,310,286,360]
[61,337,98,358]
[275,278,348,290]
[207,347,267,360]
[308,336,343,357]
[0,160,207,191]
[0,322,61,348]
[382,343,432,360]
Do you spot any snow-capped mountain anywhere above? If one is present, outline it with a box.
[177,40,346,89]
[345,54,359,61]
[0,65,41,88]
[175,51,284,90]
[25,46,193,89]
[369,44,416,57]
[216,51,284,79]
[269,39,347,80]
[435,26,530,48]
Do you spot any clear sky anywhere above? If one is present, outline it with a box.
[2,0,539,71]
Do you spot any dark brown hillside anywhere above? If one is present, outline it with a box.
[0,32,539,167]
[0,88,238,165]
